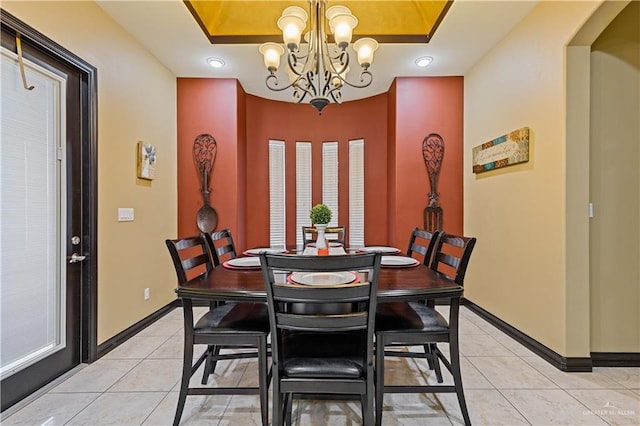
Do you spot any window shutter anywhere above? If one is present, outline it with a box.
[269,140,286,247]
[322,142,339,227]
[349,139,365,247]
[296,142,312,248]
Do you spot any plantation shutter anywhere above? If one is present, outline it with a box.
[322,141,339,227]
[269,140,286,247]
[349,139,365,247]
[296,142,312,248]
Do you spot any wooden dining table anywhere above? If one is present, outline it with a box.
[174,253,464,421]
[176,259,463,303]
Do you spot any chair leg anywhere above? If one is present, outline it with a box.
[424,343,436,370]
[360,395,367,425]
[285,393,293,426]
[272,378,283,426]
[258,337,269,426]
[450,338,470,425]
[174,341,193,425]
[362,370,375,425]
[174,300,195,426]
[429,343,443,383]
[449,300,471,426]
[375,333,385,426]
[201,345,220,384]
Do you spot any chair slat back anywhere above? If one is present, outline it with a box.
[272,282,370,303]
[166,235,214,284]
[406,227,440,266]
[260,252,381,336]
[204,229,237,266]
[430,232,476,286]
[302,226,347,246]
[277,311,368,332]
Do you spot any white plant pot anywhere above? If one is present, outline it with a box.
[315,224,328,251]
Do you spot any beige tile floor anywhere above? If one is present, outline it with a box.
[3,306,639,425]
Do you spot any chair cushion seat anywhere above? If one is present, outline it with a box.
[375,302,448,333]
[281,331,366,378]
[194,302,270,334]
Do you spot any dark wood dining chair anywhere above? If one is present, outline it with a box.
[205,228,237,265]
[200,229,247,384]
[260,252,381,426]
[405,228,441,373]
[375,232,476,426]
[166,235,270,426]
[301,225,347,247]
[407,227,440,265]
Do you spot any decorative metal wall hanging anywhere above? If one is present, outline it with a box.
[422,133,445,232]
[472,127,530,173]
[193,134,218,233]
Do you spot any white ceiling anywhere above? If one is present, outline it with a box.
[96,0,539,104]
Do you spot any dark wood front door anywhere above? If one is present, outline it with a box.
[0,10,97,412]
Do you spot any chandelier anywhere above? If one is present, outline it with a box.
[258,0,378,114]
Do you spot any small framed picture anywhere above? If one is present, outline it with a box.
[137,141,156,180]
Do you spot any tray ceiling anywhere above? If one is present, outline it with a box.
[185,0,452,44]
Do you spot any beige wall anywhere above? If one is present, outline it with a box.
[589,1,640,352]
[463,1,604,357]
[3,1,178,343]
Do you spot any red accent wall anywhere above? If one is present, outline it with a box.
[245,94,389,250]
[176,77,463,252]
[177,78,243,239]
[389,77,464,248]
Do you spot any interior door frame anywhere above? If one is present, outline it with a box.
[1,9,98,364]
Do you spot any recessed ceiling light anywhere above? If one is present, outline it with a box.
[415,56,433,68]
[207,57,225,68]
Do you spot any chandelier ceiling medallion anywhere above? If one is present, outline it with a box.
[259,0,378,114]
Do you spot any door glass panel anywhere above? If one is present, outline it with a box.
[0,48,67,379]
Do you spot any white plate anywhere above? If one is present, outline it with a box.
[290,271,356,286]
[244,247,286,255]
[225,257,261,268]
[359,246,401,254]
[381,256,419,267]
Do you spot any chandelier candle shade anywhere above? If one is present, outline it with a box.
[259,0,378,114]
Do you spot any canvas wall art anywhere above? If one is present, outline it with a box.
[472,127,530,174]
[137,141,156,180]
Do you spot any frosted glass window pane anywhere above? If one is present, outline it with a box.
[1,48,66,379]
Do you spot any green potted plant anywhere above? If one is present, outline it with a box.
[310,204,332,254]
[310,203,332,225]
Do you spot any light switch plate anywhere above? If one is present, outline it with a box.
[118,207,134,222]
